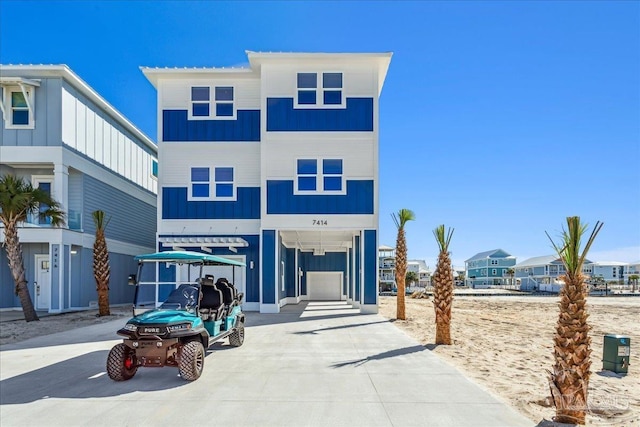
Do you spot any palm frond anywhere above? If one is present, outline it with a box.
[391,208,415,230]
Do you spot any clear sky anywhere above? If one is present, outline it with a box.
[1,0,639,269]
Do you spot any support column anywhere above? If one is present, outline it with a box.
[361,229,378,314]
[53,163,69,216]
[260,229,279,313]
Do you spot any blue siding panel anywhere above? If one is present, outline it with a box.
[364,230,377,304]
[162,187,260,219]
[266,180,374,214]
[262,230,276,304]
[299,251,347,296]
[162,110,260,142]
[266,98,374,132]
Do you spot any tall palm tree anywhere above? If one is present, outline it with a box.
[432,224,454,345]
[392,209,415,320]
[92,210,111,316]
[546,216,603,425]
[506,268,515,289]
[0,174,65,322]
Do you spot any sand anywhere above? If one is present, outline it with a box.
[378,295,640,426]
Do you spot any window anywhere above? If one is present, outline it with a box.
[1,85,35,129]
[191,167,210,198]
[12,92,29,125]
[296,158,343,193]
[297,159,317,191]
[191,87,210,117]
[323,73,342,105]
[492,269,497,275]
[322,159,342,191]
[215,167,234,197]
[215,87,233,117]
[297,73,317,105]
[296,72,343,107]
[490,259,498,265]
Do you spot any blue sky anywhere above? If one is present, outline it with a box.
[1,1,639,268]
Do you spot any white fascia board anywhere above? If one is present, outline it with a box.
[140,66,256,88]
[0,65,156,153]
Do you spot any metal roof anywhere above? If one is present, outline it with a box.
[465,249,513,262]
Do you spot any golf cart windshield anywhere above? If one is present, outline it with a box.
[159,284,199,312]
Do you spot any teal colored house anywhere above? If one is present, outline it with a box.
[465,249,516,289]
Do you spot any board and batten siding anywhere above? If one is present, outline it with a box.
[0,243,49,309]
[82,175,156,248]
[61,86,157,194]
[0,78,63,147]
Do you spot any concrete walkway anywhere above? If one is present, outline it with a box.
[0,301,533,427]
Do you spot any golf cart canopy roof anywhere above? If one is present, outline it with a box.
[134,251,246,267]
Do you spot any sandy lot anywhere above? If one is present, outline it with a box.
[379,295,640,426]
[0,306,131,346]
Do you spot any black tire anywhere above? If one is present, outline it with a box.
[179,341,205,381]
[107,343,137,381]
[229,320,244,347]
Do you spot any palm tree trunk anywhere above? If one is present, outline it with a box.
[434,251,453,345]
[548,273,591,424]
[396,229,407,320]
[94,229,110,316]
[3,222,39,322]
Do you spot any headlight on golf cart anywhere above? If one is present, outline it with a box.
[167,323,192,332]
[123,323,137,332]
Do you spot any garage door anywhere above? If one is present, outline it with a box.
[308,272,342,301]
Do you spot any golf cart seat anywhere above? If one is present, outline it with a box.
[199,283,225,322]
[216,278,244,304]
[215,278,236,307]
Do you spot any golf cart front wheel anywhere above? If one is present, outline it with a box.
[107,343,137,381]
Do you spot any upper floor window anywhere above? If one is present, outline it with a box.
[189,166,235,200]
[1,84,36,129]
[191,87,210,117]
[490,259,498,265]
[296,72,343,108]
[190,86,235,119]
[296,158,344,193]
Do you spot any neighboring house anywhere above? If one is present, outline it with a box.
[142,51,392,313]
[407,259,430,287]
[514,255,580,292]
[379,245,395,291]
[584,261,627,284]
[625,261,640,279]
[465,249,516,288]
[0,65,157,313]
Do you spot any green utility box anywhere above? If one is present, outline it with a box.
[603,334,630,374]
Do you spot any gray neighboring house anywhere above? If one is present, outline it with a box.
[0,65,157,313]
[465,249,516,289]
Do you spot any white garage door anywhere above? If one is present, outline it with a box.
[308,272,342,301]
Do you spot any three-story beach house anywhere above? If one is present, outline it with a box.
[465,249,516,288]
[0,65,157,312]
[142,51,392,313]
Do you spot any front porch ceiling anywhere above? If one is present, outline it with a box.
[279,230,355,254]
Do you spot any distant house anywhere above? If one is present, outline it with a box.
[515,255,571,291]
[378,245,395,291]
[407,259,430,287]
[624,261,640,279]
[0,65,157,313]
[465,249,516,288]
[584,261,627,284]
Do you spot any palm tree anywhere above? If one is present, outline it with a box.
[432,224,454,345]
[0,174,65,322]
[391,209,415,320]
[506,268,515,289]
[92,210,111,316]
[405,271,419,287]
[546,216,603,425]
[629,274,639,293]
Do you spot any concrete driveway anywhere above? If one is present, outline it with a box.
[0,301,532,427]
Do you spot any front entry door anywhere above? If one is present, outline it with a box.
[34,254,51,311]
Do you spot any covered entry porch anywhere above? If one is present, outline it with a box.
[260,229,379,314]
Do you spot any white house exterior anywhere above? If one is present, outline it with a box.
[584,261,627,283]
[0,65,157,312]
[142,51,392,313]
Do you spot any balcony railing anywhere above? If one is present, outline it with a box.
[22,209,82,231]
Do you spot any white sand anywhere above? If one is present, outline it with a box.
[379,295,640,425]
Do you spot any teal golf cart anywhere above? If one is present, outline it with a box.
[107,251,245,382]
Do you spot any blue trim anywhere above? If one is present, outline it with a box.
[355,235,361,302]
[163,109,260,142]
[162,187,260,219]
[266,180,373,214]
[262,230,276,304]
[267,98,374,132]
[364,230,377,304]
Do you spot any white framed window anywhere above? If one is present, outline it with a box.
[188,166,236,201]
[31,175,54,225]
[2,85,35,129]
[189,86,236,120]
[490,259,498,265]
[492,269,497,275]
[295,72,344,109]
[295,158,345,194]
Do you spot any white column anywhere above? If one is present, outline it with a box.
[53,163,69,216]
